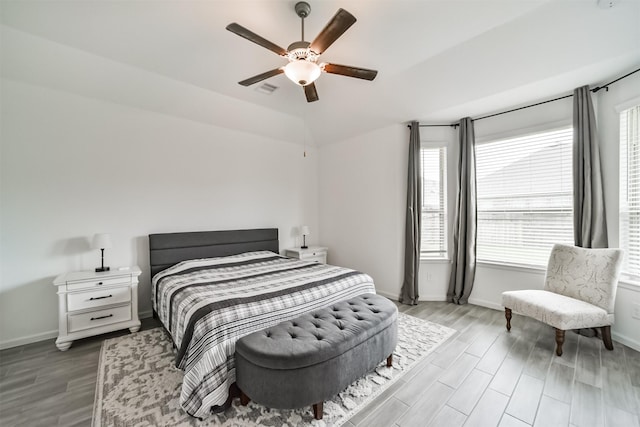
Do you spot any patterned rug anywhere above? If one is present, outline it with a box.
[92,312,455,427]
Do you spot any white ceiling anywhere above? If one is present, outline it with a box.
[1,0,639,145]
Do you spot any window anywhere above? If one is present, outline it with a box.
[476,128,573,267]
[421,146,447,259]
[620,104,640,279]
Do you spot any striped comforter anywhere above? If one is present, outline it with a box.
[152,251,376,418]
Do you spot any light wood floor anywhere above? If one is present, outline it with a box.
[1,302,639,426]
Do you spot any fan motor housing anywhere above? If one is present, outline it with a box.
[286,41,318,62]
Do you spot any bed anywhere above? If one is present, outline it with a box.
[149,228,377,418]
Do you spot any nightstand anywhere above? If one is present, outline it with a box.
[285,246,328,264]
[53,266,141,351]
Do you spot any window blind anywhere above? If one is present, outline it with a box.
[421,146,447,258]
[620,105,640,278]
[476,128,573,267]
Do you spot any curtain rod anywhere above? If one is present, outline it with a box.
[473,94,573,121]
[592,67,640,93]
[408,67,640,129]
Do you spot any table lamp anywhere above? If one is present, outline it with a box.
[300,225,310,249]
[92,233,112,272]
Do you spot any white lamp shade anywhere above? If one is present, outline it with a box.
[300,226,310,236]
[284,61,321,86]
[92,233,113,250]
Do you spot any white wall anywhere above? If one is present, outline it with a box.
[318,125,406,298]
[0,79,318,348]
[318,70,640,351]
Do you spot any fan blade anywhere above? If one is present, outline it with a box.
[226,23,287,56]
[323,63,378,81]
[238,68,284,86]
[309,9,356,55]
[304,83,319,102]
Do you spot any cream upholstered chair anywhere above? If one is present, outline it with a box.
[501,244,623,356]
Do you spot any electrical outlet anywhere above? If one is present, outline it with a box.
[633,303,640,320]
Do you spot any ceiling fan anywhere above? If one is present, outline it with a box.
[226,1,378,103]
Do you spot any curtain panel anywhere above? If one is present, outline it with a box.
[400,121,422,305]
[447,117,477,305]
[573,86,608,248]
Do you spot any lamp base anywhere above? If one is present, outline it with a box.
[301,245,308,249]
[95,266,110,272]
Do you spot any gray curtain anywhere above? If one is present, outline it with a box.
[400,121,422,305]
[573,86,608,248]
[447,118,477,305]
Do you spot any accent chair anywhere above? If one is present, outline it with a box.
[501,244,623,356]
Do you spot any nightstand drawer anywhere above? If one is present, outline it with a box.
[300,253,327,263]
[68,305,131,333]
[67,286,131,312]
[67,276,130,291]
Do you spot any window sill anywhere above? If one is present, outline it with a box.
[477,260,547,275]
[420,258,450,264]
[476,265,640,288]
[619,276,640,291]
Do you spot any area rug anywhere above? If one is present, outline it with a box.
[92,312,455,427]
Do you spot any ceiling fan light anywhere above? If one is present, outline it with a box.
[284,60,321,86]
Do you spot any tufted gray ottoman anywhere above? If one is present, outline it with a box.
[234,293,398,420]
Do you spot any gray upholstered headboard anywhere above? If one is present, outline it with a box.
[148,228,279,278]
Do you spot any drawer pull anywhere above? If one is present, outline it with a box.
[97,282,104,285]
[90,314,113,321]
[89,294,112,301]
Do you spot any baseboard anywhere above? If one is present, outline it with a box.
[419,295,448,302]
[612,331,640,353]
[468,297,503,311]
[376,290,399,301]
[1,310,155,350]
[376,290,448,303]
[0,329,58,350]
[139,310,153,319]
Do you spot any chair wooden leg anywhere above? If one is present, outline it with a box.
[505,308,512,331]
[387,354,393,367]
[601,325,614,351]
[312,402,323,420]
[555,328,565,356]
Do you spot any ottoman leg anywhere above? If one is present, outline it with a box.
[240,391,250,406]
[387,354,393,367]
[313,402,323,420]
